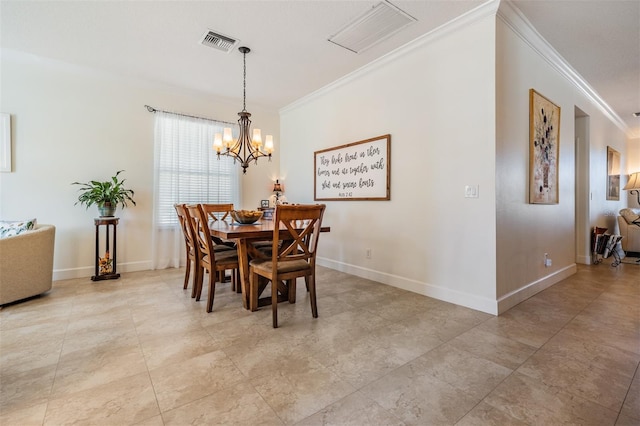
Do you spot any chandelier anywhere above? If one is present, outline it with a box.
[213,46,273,174]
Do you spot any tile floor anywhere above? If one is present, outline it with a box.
[0,263,638,425]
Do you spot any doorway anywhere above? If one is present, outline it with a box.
[575,107,591,264]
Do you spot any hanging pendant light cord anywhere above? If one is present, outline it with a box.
[242,49,247,112]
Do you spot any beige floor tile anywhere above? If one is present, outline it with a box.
[0,402,48,426]
[44,372,159,425]
[449,327,537,370]
[562,314,640,355]
[162,381,283,425]
[312,322,443,388]
[360,360,480,425]
[149,349,245,412]
[0,298,72,331]
[51,343,148,398]
[617,413,640,426]
[619,367,640,421]
[0,335,64,376]
[250,355,355,424]
[60,324,139,358]
[132,414,165,425]
[407,343,513,401]
[223,332,316,379]
[140,328,219,370]
[295,391,405,426]
[482,372,618,425]
[516,337,637,411]
[456,401,529,426]
[0,364,56,413]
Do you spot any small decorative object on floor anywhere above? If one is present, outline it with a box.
[99,251,113,274]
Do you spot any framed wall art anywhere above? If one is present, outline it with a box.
[529,89,561,204]
[606,146,620,200]
[314,134,390,201]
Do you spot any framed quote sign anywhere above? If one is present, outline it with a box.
[314,134,390,201]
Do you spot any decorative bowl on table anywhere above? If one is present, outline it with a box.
[230,210,263,224]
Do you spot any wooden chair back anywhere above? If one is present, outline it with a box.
[174,203,198,292]
[186,204,214,263]
[201,203,234,223]
[271,204,326,268]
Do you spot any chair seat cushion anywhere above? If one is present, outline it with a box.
[251,259,311,274]
[203,250,238,267]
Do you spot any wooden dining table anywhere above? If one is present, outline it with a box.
[209,219,330,310]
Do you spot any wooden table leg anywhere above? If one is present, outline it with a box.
[236,239,250,310]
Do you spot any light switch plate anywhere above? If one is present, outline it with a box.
[465,185,479,198]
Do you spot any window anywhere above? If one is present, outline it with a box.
[153,111,241,226]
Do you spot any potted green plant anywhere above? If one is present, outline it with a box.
[72,170,136,217]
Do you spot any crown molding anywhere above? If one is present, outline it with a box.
[497,1,630,137]
[281,0,500,114]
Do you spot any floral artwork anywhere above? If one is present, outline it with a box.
[529,89,561,204]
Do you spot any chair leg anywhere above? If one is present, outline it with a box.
[272,276,278,328]
[235,269,242,294]
[194,267,204,300]
[288,279,296,303]
[183,258,191,290]
[304,276,309,292]
[308,274,318,318]
[207,269,216,313]
[249,271,259,312]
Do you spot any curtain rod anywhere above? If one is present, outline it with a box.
[144,105,235,126]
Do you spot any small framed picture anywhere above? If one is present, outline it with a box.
[260,199,270,208]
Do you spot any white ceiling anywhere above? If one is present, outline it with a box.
[1,0,638,137]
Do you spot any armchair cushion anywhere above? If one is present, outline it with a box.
[619,208,640,225]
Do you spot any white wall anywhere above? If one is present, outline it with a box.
[495,5,628,310]
[0,49,280,280]
[280,10,499,314]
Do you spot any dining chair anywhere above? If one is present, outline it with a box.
[186,204,240,312]
[174,203,199,295]
[200,203,240,290]
[249,204,326,328]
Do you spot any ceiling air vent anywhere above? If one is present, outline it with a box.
[328,0,416,54]
[200,30,239,53]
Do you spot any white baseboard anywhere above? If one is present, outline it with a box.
[53,261,152,281]
[576,254,592,265]
[317,257,498,315]
[496,263,577,314]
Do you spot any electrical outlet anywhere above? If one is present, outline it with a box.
[366,248,372,259]
[544,253,552,267]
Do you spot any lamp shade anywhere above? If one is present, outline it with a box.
[623,172,640,190]
[273,180,283,193]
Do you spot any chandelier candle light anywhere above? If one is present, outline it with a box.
[213,46,274,174]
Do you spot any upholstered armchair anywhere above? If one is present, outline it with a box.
[0,224,56,305]
[618,209,640,254]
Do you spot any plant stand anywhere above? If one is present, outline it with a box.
[91,217,120,281]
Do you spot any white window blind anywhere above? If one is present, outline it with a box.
[151,111,241,269]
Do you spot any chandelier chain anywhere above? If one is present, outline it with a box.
[242,49,247,112]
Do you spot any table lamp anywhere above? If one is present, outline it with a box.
[273,180,283,205]
[623,172,640,204]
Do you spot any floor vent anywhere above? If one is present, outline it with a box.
[200,30,239,53]
[328,0,416,54]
